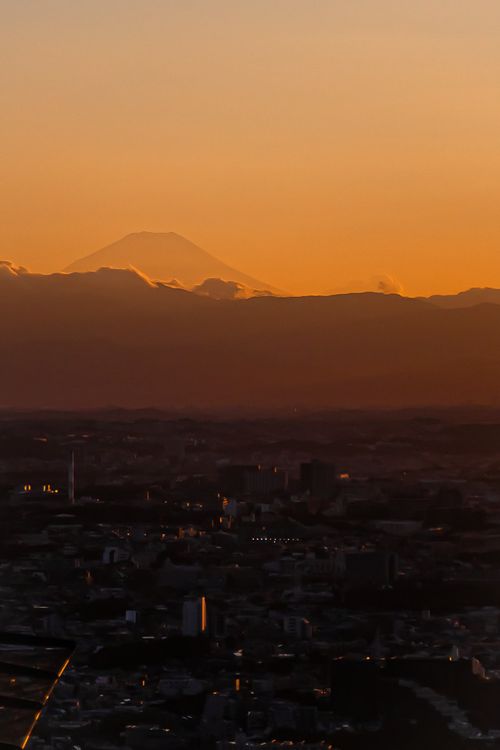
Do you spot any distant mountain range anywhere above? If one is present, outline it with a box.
[64,232,278,293]
[2,259,500,410]
[423,288,500,308]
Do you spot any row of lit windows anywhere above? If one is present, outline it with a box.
[23,483,59,494]
[251,537,301,542]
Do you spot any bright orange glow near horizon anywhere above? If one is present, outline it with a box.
[2,1,500,296]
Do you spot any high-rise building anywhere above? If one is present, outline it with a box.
[337,550,398,588]
[68,450,75,505]
[220,465,288,496]
[182,596,207,637]
[300,459,337,499]
[283,615,313,640]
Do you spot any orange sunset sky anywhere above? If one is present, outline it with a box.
[2,0,500,296]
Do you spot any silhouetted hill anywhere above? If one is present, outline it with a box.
[426,288,500,308]
[64,232,276,291]
[2,265,500,410]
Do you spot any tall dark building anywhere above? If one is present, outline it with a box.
[220,465,287,496]
[342,550,398,588]
[300,459,337,499]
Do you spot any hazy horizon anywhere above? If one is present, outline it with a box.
[3,1,500,296]
[3,228,500,299]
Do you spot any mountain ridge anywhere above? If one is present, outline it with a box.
[63,231,279,293]
[1,264,500,409]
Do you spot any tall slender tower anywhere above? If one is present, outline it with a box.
[68,451,75,505]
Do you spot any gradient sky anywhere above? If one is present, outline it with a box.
[2,0,500,295]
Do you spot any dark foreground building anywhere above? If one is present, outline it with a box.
[0,633,74,750]
[331,656,500,746]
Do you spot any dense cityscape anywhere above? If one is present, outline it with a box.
[2,409,500,748]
